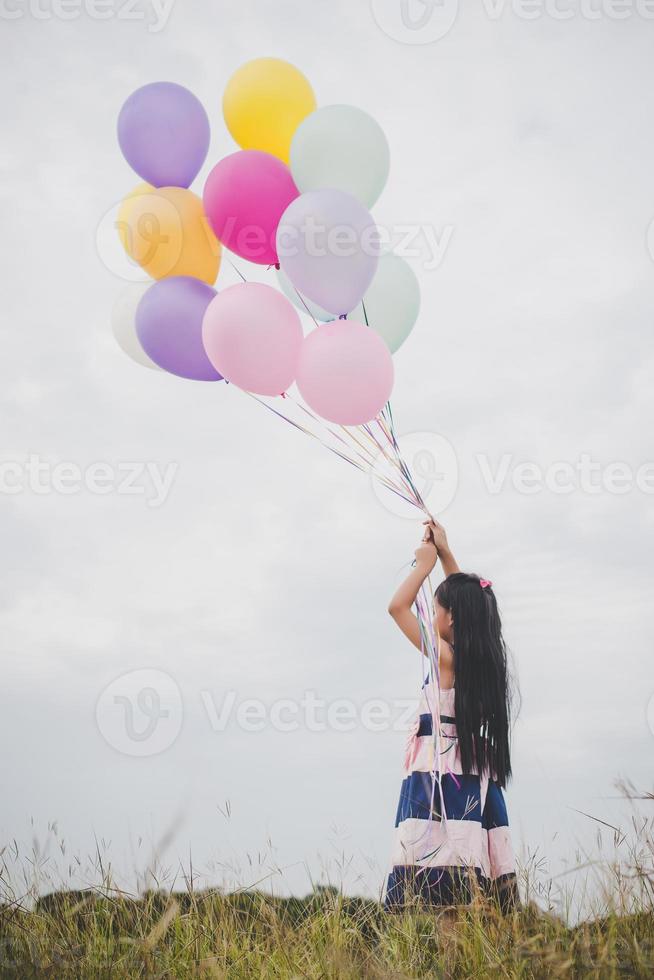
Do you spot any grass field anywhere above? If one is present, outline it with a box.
[1,780,652,978]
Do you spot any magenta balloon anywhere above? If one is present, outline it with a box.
[117,82,210,188]
[276,189,380,316]
[135,277,222,381]
[296,320,394,425]
[202,151,299,265]
[202,282,303,396]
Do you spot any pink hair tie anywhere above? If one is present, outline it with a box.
[480,578,492,589]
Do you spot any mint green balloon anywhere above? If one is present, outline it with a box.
[290,104,390,208]
[354,253,421,353]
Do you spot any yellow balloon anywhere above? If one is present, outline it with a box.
[117,185,221,284]
[223,57,317,163]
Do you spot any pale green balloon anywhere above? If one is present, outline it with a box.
[290,104,390,208]
[355,253,421,353]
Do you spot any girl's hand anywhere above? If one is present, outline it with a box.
[422,517,461,576]
[422,517,450,555]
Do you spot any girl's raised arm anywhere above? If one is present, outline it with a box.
[387,531,439,654]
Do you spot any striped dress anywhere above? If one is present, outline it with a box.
[383,672,519,911]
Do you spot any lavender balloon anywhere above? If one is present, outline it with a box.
[276,189,380,316]
[117,82,210,188]
[136,277,222,381]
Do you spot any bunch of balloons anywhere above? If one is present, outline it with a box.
[112,58,421,425]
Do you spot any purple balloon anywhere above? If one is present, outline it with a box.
[276,189,380,317]
[117,82,210,188]
[136,277,223,381]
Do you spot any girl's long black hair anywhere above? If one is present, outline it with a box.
[434,573,518,788]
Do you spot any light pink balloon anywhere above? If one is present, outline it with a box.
[202,282,303,396]
[203,150,299,265]
[296,320,394,425]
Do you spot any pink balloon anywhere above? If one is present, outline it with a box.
[296,320,394,425]
[203,150,299,265]
[202,282,303,396]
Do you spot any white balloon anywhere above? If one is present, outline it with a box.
[276,266,332,322]
[111,281,161,370]
[355,253,421,353]
[290,104,390,208]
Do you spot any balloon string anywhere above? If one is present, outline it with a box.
[278,391,426,508]
[289,285,320,329]
[379,405,429,512]
[284,393,379,469]
[228,260,247,283]
[240,389,420,506]
[280,395,416,504]
[361,419,422,502]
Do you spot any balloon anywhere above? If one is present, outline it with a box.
[276,266,332,322]
[202,283,303,396]
[117,180,154,223]
[111,281,161,370]
[277,189,380,316]
[223,58,316,163]
[117,185,221,284]
[296,320,394,425]
[351,253,421,353]
[290,105,390,208]
[135,277,222,381]
[202,151,298,266]
[117,82,210,188]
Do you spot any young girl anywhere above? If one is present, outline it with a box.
[382,518,520,914]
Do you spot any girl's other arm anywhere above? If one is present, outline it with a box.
[388,533,438,654]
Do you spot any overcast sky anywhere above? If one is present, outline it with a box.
[2,0,653,918]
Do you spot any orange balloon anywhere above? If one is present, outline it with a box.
[117,185,221,284]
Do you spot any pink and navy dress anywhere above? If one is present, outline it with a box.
[383,672,519,911]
